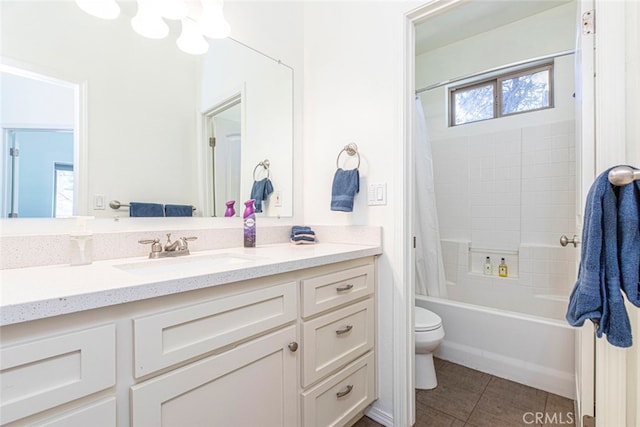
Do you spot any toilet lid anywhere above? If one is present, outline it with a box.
[415,307,442,331]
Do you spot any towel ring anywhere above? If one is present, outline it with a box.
[336,143,360,169]
[253,159,270,180]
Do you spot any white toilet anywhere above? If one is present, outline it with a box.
[415,306,445,390]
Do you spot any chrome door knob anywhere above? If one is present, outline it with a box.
[560,234,579,247]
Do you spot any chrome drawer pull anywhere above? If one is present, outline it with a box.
[335,325,353,335]
[288,342,299,352]
[336,283,354,292]
[336,384,353,398]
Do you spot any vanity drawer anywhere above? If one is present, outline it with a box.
[302,298,374,387]
[0,324,116,425]
[301,352,375,427]
[133,281,296,377]
[301,263,374,317]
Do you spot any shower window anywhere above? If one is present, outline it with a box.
[449,63,553,126]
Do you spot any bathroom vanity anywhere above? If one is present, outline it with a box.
[0,242,380,426]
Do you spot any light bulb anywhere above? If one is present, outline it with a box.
[131,0,169,39]
[75,0,120,20]
[177,18,209,55]
[158,0,188,20]
[199,0,231,39]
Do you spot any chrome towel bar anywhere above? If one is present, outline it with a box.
[109,200,196,211]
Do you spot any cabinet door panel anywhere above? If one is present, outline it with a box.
[39,397,116,427]
[0,324,115,424]
[301,264,374,318]
[134,281,296,377]
[131,325,298,427]
[302,298,374,387]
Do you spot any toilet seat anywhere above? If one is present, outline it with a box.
[415,307,442,332]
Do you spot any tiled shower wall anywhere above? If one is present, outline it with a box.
[432,120,577,298]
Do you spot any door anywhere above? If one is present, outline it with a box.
[574,0,595,425]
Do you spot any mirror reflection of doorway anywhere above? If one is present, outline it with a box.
[4,129,74,218]
[1,64,77,218]
[204,96,242,217]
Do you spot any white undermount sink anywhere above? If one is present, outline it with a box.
[114,253,257,276]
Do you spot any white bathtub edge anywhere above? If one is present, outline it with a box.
[435,341,575,399]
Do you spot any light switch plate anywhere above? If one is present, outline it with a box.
[94,194,106,210]
[367,183,387,206]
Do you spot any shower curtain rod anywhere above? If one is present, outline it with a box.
[415,49,575,95]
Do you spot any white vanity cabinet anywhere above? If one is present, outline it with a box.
[299,261,377,427]
[0,254,377,427]
[0,324,117,426]
[130,280,299,427]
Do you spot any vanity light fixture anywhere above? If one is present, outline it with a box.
[158,0,188,20]
[131,0,170,39]
[75,0,120,20]
[199,0,231,39]
[177,17,209,55]
[76,0,231,55]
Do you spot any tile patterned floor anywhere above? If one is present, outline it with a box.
[353,358,575,427]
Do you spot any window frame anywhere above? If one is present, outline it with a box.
[449,62,554,127]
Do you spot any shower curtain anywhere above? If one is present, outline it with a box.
[413,96,447,297]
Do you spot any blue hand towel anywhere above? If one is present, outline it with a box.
[165,204,193,217]
[250,178,274,213]
[331,168,359,212]
[130,202,164,217]
[566,167,632,347]
[290,235,316,242]
[291,226,315,236]
[618,171,640,306]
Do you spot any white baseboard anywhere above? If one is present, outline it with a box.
[365,404,393,427]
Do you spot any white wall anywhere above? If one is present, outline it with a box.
[0,73,74,129]
[302,1,421,422]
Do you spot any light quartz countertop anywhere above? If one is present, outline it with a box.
[0,242,381,326]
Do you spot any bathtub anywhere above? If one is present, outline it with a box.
[416,294,576,399]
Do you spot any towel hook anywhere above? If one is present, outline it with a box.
[253,159,270,180]
[608,165,640,186]
[336,143,360,169]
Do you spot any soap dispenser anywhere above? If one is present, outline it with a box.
[70,216,94,266]
[243,199,256,248]
[484,256,492,275]
[498,258,508,277]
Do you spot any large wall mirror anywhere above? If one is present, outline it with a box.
[0,0,293,219]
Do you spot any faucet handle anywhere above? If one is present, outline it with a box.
[182,236,197,242]
[139,238,163,258]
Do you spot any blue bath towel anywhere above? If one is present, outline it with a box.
[250,178,274,213]
[617,169,640,306]
[130,202,164,217]
[331,168,359,212]
[566,167,632,347]
[165,204,193,217]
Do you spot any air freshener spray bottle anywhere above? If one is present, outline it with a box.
[225,200,236,217]
[243,199,256,248]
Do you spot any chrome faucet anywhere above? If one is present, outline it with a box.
[139,233,197,258]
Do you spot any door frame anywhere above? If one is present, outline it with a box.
[401,0,613,426]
